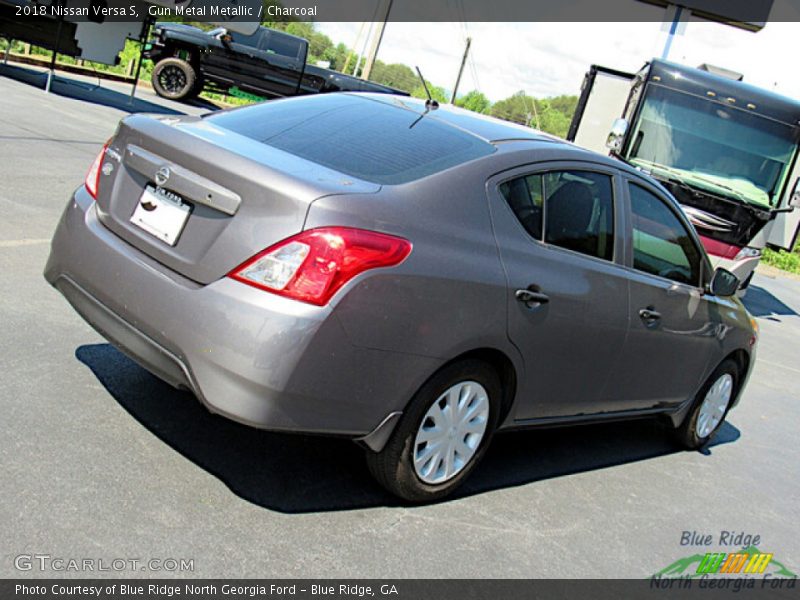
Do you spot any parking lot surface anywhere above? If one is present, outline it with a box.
[1,65,798,578]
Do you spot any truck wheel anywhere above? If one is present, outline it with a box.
[365,359,501,503]
[152,57,197,101]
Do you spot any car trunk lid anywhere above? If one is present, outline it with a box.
[94,114,379,285]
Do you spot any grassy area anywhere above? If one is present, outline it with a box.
[762,247,800,274]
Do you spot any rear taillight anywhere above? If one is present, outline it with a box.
[229,227,412,306]
[84,141,110,199]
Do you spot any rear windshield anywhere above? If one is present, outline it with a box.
[209,95,495,185]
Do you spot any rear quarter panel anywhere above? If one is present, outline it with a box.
[304,160,519,367]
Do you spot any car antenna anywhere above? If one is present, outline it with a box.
[409,66,439,129]
[415,66,439,111]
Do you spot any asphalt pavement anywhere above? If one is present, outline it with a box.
[1,64,798,579]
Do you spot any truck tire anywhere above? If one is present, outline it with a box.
[152,57,198,101]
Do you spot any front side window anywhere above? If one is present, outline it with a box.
[629,182,702,286]
[499,169,615,261]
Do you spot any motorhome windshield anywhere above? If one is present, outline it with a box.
[626,84,798,208]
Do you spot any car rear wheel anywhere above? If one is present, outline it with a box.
[366,360,501,502]
[152,57,198,101]
[674,359,738,449]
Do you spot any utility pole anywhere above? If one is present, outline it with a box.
[660,4,689,60]
[342,22,366,75]
[450,37,471,104]
[361,0,393,81]
[353,21,374,76]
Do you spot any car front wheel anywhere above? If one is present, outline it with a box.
[675,359,738,449]
[366,360,502,502]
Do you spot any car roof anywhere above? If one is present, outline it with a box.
[349,93,563,144]
[349,93,646,175]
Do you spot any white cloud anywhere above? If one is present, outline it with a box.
[317,10,800,103]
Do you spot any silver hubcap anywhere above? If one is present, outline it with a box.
[413,381,490,484]
[695,373,733,439]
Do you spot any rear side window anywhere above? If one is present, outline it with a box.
[629,183,702,286]
[500,169,615,261]
[262,33,302,59]
[498,175,543,239]
[211,95,495,185]
[231,30,262,47]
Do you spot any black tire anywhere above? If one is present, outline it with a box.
[366,360,502,502]
[151,57,197,101]
[674,359,739,449]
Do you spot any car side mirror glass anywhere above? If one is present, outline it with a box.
[709,267,740,297]
[605,118,629,153]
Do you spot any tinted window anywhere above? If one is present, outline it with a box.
[500,170,614,261]
[499,175,543,239]
[263,33,302,59]
[231,30,262,47]
[211,95,496,185]
[629,183,702,286]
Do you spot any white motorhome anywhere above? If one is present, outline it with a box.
[568,59,800,289]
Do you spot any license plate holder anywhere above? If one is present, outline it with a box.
[130,185,192,246]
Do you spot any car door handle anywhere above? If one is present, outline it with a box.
[515,288,549,308]
[639,307,662,322]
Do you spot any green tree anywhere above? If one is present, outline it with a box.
[456,90,491,114]
[369,61,419,93]
[490,91,534,126]
[411,82,448,104]
[489,91,578,138]
[321,43,350,71]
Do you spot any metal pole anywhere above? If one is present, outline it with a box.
[129,18,153,103]
[450,37,471,104]
[46,16,64,93]
[342,22,365,75]
[661,5,683,60]
[3,39,11,65]
[361,0,393,81]
[353,20,374,77]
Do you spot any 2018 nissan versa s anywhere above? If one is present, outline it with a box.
[45,93,758,501]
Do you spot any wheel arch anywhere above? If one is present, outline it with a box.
[436,347,518,427]
[668,349,751,428]
[725,348,751,406]
[159,41,201,66]
[356,346,519,453]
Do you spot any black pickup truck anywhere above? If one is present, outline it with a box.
[143,23,407,101]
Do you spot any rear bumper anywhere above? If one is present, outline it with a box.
[45,187,440,437]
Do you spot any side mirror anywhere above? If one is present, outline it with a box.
[605,118,629,153]
[708,267,740,297]
[790,177,800,208]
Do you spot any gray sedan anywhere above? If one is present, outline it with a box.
[45,93,758,501]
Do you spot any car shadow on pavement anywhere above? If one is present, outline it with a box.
[742,284,798,320]
[76,343,740,513]
[0,63,218,115]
